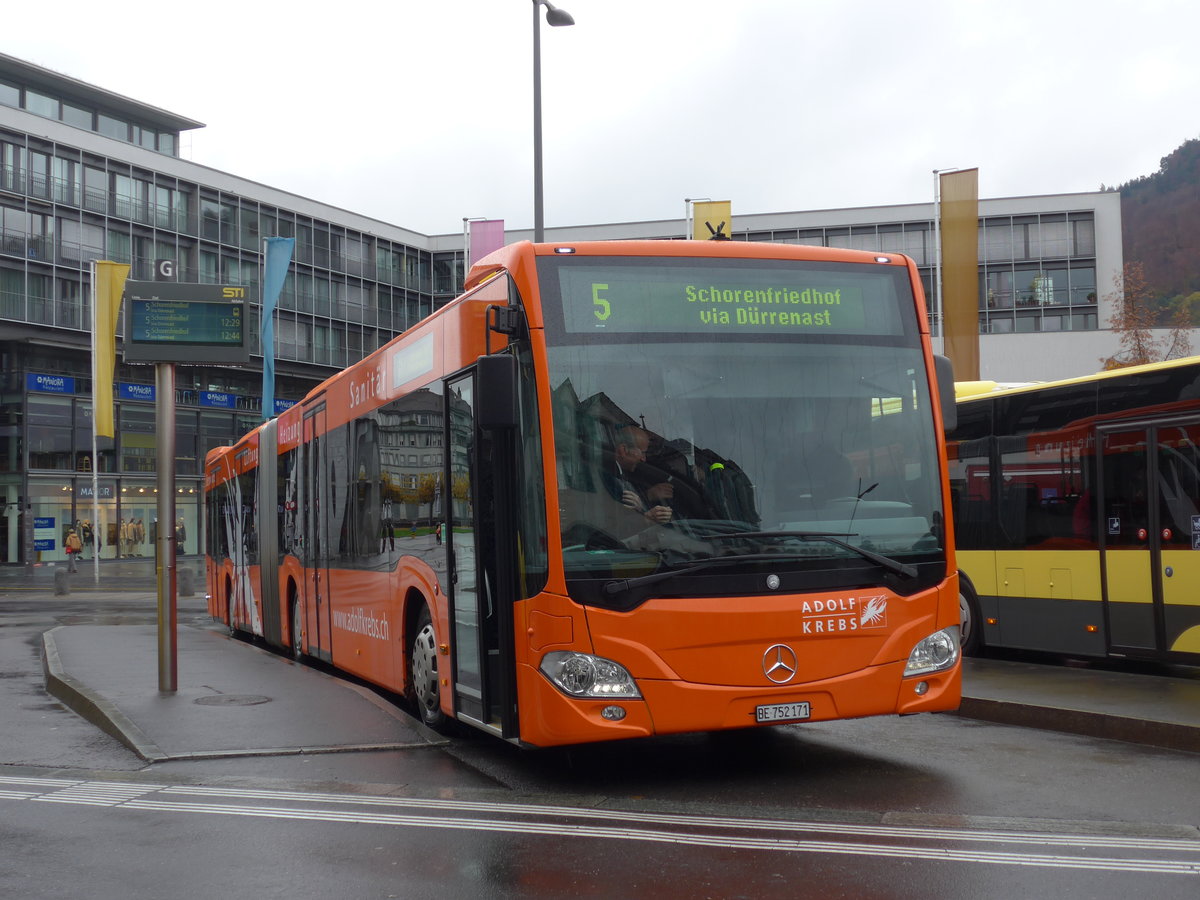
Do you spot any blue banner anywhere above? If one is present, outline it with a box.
[261,237,295,422]
[27,373,75,394]
[33,516,56,552]
[119,383,156,402]
[201,391,235,409]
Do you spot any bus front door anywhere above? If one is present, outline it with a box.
[1100,421,1200,659]
[445,373,510,735]
[303,404,334,663]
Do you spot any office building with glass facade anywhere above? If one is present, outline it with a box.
[1,52,1126,568]
[1,53,464,567]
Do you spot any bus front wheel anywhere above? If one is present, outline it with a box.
[959,577,983,656]
[409,606,446,730]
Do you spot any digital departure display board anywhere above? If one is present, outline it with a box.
[123,282,251,364]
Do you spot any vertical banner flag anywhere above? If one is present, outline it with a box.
[939,169,980,381]
[468,219,505,266]
[691,201,732,241]
[261,237,295,420]
[93,261,130,439]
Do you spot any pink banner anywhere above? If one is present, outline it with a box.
[469,219,505,266]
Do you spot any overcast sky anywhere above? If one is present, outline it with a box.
[9,0,1199,235]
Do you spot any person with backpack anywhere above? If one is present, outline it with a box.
[65,527,83,573]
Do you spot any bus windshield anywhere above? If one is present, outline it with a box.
[539,255,945,598]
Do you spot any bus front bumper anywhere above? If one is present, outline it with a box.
[515,658,962,748]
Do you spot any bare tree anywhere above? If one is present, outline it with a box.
[1102,261,1192,369]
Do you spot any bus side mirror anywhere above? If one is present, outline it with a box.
[935,355,957,434]
[477,353,518,430]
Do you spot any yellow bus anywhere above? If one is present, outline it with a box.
[949,356,1200,662]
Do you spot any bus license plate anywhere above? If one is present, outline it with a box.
[755,701,811,723]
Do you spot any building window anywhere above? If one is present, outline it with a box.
[24,89,58,118]
[97,113,129,141]
[53,157,80,206]
[61,102,93,130]
[28,397,74,469]
[83,166,107,213]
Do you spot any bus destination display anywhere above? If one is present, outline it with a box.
[123,281,251,364]
[556,263,906,337]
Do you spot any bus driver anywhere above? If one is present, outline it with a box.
[603,424,673,525]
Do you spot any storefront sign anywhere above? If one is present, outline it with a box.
[77,482,116,500]
[201,391,235,409]
[27,373,76,394]
[34,516,56,551]
[120,383,157,402]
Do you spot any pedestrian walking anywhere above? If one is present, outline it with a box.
[65,527,82,573]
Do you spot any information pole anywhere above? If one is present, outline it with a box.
[155,362,177,692]
[122,278,248,694]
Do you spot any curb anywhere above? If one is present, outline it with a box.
[42,627,169,763]
[955,697,1200,754]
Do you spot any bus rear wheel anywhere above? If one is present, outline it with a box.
[410,606,446,730]
[290,593,304,661]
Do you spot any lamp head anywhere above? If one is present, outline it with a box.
[543,2,575,26]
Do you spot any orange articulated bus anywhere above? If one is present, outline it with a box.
[205,240,962,748]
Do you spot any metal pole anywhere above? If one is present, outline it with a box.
[89,261,100,585]
[532,0,544,243]
[933,171,942,355]
[932,167,959,357]
[155,362,177,692]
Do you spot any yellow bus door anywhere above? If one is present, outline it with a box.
[1100,421,1200,660]
[1155,421,1200,658]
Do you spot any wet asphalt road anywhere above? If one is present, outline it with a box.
[1,587,1197,898]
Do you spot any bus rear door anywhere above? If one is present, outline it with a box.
[302,403,334,663]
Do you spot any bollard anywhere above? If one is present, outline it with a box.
[179,567,194,597]
[54,565,70,596]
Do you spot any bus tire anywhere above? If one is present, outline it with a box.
[289,590,304,661]
[959,575,983,656]
[224,575,235,634]
[409,605,446,730]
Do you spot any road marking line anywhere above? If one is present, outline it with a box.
[1,775,1196,875]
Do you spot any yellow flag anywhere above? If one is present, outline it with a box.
[93,261,130,440]
[691,201,732,241]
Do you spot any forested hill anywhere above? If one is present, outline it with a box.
[1117,137,1200,303]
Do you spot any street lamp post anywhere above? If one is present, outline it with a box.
[533,0,574,243]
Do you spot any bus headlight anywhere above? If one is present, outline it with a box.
[904,627,960,676]
[540,652,642,699]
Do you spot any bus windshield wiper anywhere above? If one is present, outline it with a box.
[604,553,814,595]
[705,530,918,580]
[603,535,917,596]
